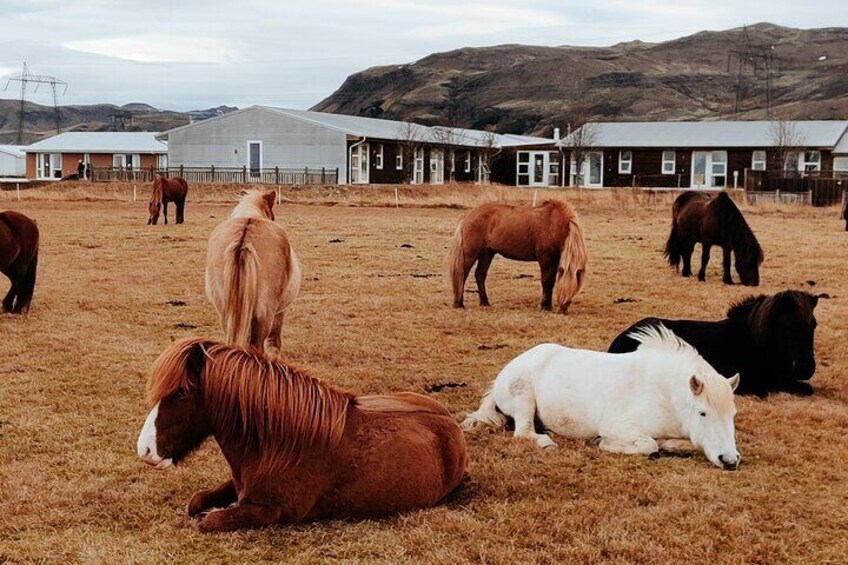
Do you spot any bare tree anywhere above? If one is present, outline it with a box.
[477,128,501,185]
[397,122,424,184]
[768,118,805,175]
[431,126,466,183]
[561,121,598,187]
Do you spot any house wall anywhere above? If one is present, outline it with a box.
[167,107,349,182]
[25,152,164,179]
[0,152,25,177]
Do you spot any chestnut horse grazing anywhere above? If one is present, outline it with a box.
[137,338,468,532]
[448,200,588,313]
[147,175,188,225]
[665,191,763,286]
[0,211,39,314]
[205,190,301,358]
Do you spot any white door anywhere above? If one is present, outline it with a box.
[691,151,728,188]
[413,148,424,184]
[578,152,603,187]
[350,143,369,184]
[430,148,444,185]
[247,141,262,178]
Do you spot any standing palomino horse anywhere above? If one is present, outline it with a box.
[205,190,301,358]
[462,325,741,469]
[665,191,763,286]
[137,338,468,532]
[147,175,188,225]
[0,211,39,314]
[448,200,588,313]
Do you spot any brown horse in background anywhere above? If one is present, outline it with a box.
[665,191,763,286]
[448,200,588,314]
[147,175,188,225]
[0,211,39,314]
[137,338,468,532]
[205,190,301,358]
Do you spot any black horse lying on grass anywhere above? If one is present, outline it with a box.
[608,290,819,397]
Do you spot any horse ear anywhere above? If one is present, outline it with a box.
[727,373,740,392]
[263,190,276,209]
[810,294,819,309]
[689,375,704,396]
[185,342,208,384]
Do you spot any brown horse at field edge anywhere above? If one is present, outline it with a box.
[148,176,188,225]
[0,211,39,314]
[448,200,588,314]
[136,338,468,532]
[665,191,763,286]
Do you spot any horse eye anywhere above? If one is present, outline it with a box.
[699,411,707,417]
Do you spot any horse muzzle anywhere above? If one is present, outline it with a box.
[717,453,741,471]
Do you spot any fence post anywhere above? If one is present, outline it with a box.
[335,167,339,184]
[322,167,326,184]
[242,165,247,184]
[275,166,279,185]
[179,164,184,179]
[210,165,215,183]
[305,166,309,185]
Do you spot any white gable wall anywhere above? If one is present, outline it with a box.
[167,107,350,182]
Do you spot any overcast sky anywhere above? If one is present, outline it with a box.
[0,0,845,111]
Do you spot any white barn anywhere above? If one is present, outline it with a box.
[0,145,26,179]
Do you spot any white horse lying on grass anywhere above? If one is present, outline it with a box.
[462,325,742,469]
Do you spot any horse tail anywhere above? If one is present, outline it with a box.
[460,387,508,431]
[222,227,260,348]
[665,222,682,269]
[448,218,466,308]
[554,209,588,313]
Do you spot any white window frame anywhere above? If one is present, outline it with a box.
[751,150,766,171]
[395,150,403,171]
[413,148,424,184]
[618,150,632,174]
[801,150,821,173]
[375,143,384,170]
[37,153,62,179]
[662,150,676,175]
[464,151,471,173]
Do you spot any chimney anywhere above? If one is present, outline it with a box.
[553,127,561,142]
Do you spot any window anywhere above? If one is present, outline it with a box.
[662,151,676,174]
[802,150,821,172]
[618,150,632,174]
[375,144,384,170]
[464,151,471,173]
[751,150,766,171]
[413,148,424,184]
[37,153,62,179]
[113,154,140,169]
[711,151,727,187]
[396,151,403,170]
[517,151,530,185]
[784,152,799,173]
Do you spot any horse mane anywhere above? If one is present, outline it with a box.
[712,192,763,266]
[549,200,588,309]
[147,338,354,475]
[149,177,163,205]
[728,291,816,341]
[627,323,699,357]
[231,189,275,219]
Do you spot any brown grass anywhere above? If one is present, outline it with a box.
[1,185,846,563]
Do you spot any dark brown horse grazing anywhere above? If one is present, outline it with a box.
[841,191,847,231]
[0,211,39,314]
[147,176,188,225]
[448,200,588,313]
[137,338,468,532]
[665,191,763,286]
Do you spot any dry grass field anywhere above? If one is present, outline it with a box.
[1,183,847,563]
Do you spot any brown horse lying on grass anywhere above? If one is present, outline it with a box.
[0,211,39,314]
[147,175,188,225]
[448,200,588,313]
[137,338,468,532]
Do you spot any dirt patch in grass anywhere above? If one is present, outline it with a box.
[1,189,846,562]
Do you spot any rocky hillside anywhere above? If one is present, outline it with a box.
[312,23,848,136]
[0,101,236,145]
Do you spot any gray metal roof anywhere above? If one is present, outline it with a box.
[0,145,25,157]
[159,106,553,148]
[560,121,848,149]
[834,129,848,154]
[25,132,167,153]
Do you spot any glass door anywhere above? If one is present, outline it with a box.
[691,151,727,188]
[413,148,424,184]
[248,141,262,178]
[430,148,444,184]
[350,143,369,184]
[581,152,603,187]
[710,151,727,187]
[532,153,545,184]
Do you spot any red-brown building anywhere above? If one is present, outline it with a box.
[24,132,168,180]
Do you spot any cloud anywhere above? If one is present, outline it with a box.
[63,36,240,64]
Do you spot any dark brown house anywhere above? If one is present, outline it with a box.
[560,121,848,188]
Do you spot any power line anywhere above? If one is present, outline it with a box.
[3,62,69,144]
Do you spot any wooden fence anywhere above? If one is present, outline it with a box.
[91,166,340,185]
[744,169,847,206]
